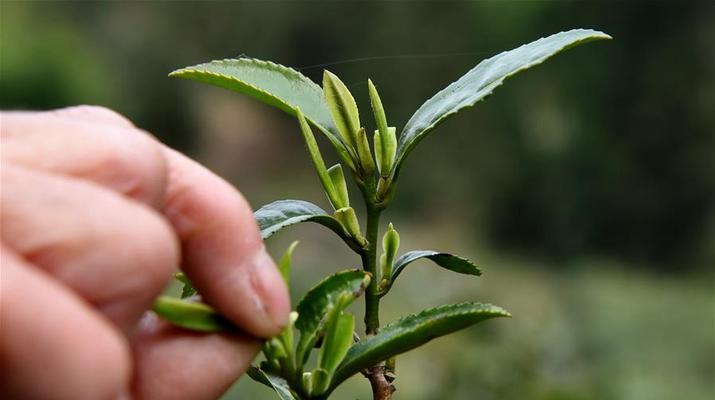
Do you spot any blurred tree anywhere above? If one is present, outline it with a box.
[1,0,712,270]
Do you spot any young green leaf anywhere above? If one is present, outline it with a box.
[334,207,365,245]
[266,337,288,360]
[254,200,357,247]
[368,79,397,176]
[355,127,376,175]
[330,302,510,390]
[169,58,355,168]
[318,312,355,377]
[298,110,346,211]
[306,367,330,396]
[379,223,400,288]
[174,272,197,299]
[247,366,298,400]
[278,241,299,286]
[294,270,371,367]
[152,296,231,332]
[323,70,360,148]
[327,164,350,209]
[394,29,611,175]
[373,127,397,177]
[367,79,389,137]
[386,251,481,291]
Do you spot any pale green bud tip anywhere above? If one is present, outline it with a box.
[379,126,397,177]
[383,222,400,261]
[380,223,400,286]
[323,70,360,148]
[327,164,349,208]
[302,372,312,392]
[297,110,346,210]
[374,130,384,174]
[355,127,375,174]
[268,338,287,359]
[335,207,364,244]
[368,78,389,136]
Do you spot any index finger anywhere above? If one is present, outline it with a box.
[161,148,290,338]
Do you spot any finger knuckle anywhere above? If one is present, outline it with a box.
[103,128,169,207]
[54,105,135,128]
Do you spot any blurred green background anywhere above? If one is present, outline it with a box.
[1,1,713,399]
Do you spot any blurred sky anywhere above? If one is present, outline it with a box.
[1,2,713,400]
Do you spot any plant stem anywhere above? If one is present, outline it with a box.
[360,201,394,399]
[362,205,382,335]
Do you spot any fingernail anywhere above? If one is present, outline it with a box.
[248,247,291,335]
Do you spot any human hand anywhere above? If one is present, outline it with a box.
[0,106,291,400]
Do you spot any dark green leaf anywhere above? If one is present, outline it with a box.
[247,366,297,400]
[388,251,481,290]
[152,296,231,332]
[170,58,353,165]
[395,29,611,173]
[330,302,510,389]
[254,200,346,240]
[295,270,370,366]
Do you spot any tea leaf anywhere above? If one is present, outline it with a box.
[255,199,347,240]
[152,296,231,332]
[387,251,481,291]
[307,367,330,396]
[395,29,611,174]
[318,312,355,377]
[327,164,350,209]
[297,110,345,210]
[379,223,400,287]
[323,70,360,148]
[330,302,510,389]
[295,270,370,367]
[247,366,297,400]
[278,241,299,286]
[367,79,389,137]
[170,58,354,167]
[334,206,365,245]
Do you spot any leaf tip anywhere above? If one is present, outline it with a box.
[487,304,512,318]
[323,69,337,80]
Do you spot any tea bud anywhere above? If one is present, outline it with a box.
[380,223,400,285]
[297,110,345,211]
[368,79,389,137]
[327,164,350,209]
[355,127,375,175]
[335,207,365,245]
[323,70,360,149]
